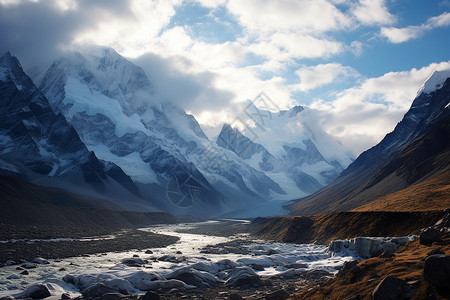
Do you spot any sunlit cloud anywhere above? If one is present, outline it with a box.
[381,12,450,43]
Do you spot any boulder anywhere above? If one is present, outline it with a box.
[229,294,243,300]
[225,267,261,287]
[424,255,450,291]
[99,293,127,300]
[61,293,71,300]
[251,264,265,271]
[20,262,37,269]
[32,257,50,265]
[284,263,307,269]
[167,267,221,288]
[145,250,153,254]
[20,270,29,275]
[420,228,441,245]
[141,291,160,300]
[372,276,407,300]
[82,283,118,298]
[125,271,165,291]
[121,257,146,267]
[265,289,290,300]
[20,283,52,299]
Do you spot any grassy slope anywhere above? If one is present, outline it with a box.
[255,211,444,245]
[294,238,450,300]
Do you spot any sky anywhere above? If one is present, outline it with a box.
[0,0,449,155]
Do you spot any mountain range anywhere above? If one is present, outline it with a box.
[0,47,354,217]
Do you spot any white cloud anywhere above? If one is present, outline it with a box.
[381,12,450,43]
[291,63,358,92]
[351,0,395,26]
[310,61,450,154]
[226,0,351,34]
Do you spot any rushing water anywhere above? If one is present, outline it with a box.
[0,221,357,298]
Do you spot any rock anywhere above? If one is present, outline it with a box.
[337,260,359,277]
[225,267,261,287]
[157,255,186,263]
[82,283,118,298]
[141,291,160,300]
[15,267,24,270]
[20,262,37,269]
[21,283,52,299]
[5,260,16,266]
[372,276,407,300]
[330,237,405,259]
[133,254,140,258]
[145,250,153,254]
[404,280,420,298]
[121,257,146,267]
[284,263,307,269]
[168,267,221,288]
[424,255,450,291]
[59,268,67,271]
[20,270,29,275]
[176,251,182,254]
[61,293,71,300]
[251,264,265,271]
[427,248,445,256]
[7,274,20,279]
[32,257,50,264]
[229,293,243,300]
[125,271,165,291]
[99,292,126,300]
[265,289,290,300]
[420,228,441,245]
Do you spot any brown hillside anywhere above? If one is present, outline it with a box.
[354,170,450,212]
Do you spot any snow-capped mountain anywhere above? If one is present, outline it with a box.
[1,47,355,216]
[290,68,450,215]
[216,100,354,196]
[0,51,143,210]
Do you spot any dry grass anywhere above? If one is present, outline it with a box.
[354,170,450,212]
[292,238,450,300]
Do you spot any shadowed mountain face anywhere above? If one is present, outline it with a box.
[290,74,450,215]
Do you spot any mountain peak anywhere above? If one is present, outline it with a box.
[418,68,450,96]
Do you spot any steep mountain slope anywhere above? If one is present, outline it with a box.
[216,101,354,196]
[38,47,291,215]
[0,51,146,210]
[290,70,450,215]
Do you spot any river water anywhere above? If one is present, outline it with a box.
[0,221,357,298]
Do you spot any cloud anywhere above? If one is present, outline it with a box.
[310,61,450,154]
[351,0,395,26]
[291,63,359,92]
[226,0,351,34]
[0,0,133,70]
[381,11,450,43]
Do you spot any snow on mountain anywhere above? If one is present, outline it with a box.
[418,68,450,96]
[216,99,354,197]
[38,47,291,215]
[0,52,148,211]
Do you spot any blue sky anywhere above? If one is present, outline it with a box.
[0,0,449,154]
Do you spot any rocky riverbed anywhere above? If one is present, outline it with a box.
[0,220,415,300]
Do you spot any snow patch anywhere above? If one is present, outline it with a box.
[64,77,149,138]
[418,69,450,95]
[88,144,158,184]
